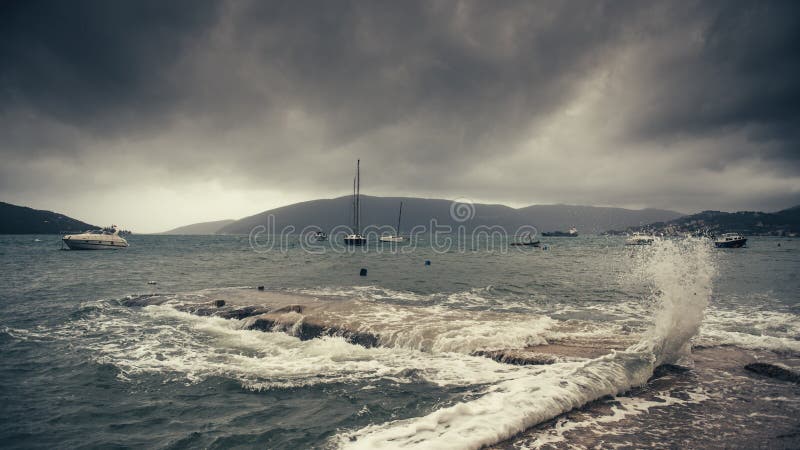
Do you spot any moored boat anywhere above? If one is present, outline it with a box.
[542,227,578,237]
[625,232,655,246]
[714,233,747,248]
[380,201,405,243]
[510,232,540,247]
[345,160,367,246]
[62,226,129,250]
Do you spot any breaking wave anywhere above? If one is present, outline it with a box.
[335,238,715,449]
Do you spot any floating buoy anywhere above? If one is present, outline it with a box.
[257,285,265,291]
[214,299,226,308]
[360,268,368,276]
[424,260,431,266]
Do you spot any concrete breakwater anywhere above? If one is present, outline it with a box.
[121,289,624,366]
[121,289,800,383]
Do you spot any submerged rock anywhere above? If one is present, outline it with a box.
[121,295,169,307]
[217,306,271,320]
[745,362,800,383]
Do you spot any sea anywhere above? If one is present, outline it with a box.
[1,234,798,449]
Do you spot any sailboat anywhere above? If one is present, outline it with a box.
[380,201,406,243]
[344,160,367,246]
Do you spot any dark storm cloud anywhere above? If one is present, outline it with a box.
[0,0,798,223]
[622,1,800,168]
[0,0,220,136]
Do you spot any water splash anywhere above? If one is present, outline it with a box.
[336,238,716,449]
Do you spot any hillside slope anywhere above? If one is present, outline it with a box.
[0,202,98,234]
[160,219,235,235]
[218,196,682,235]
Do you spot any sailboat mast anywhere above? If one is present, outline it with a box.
[352,176,357,232]
[356,159,361,233]
[397,201,403,235]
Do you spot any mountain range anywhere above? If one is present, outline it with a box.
[0,201,97,234]
[161,219,235,235]
[211,196,682,235]
[618,205,800,236]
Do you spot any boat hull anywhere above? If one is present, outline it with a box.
[63,239,128,250]
[379,236,405,243]
[715,238,747,248]
[344,237,367,246]
[510,241,540,247]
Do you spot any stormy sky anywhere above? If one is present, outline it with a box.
[1,0,798,232]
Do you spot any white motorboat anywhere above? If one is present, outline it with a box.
[344,233,366,245]
[62,226,129,250]
[345,160,367,246]
[313,231,328,241]
[625,232,655,246]
[379,235,405,243]
[380,201,405,243]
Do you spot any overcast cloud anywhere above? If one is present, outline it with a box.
[1,0,798,232]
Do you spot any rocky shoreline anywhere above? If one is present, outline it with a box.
[122,288,800,448]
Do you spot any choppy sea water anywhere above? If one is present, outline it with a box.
[0,235,798,449]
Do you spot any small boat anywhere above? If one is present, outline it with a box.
[714,233,747,248]
[380,201,406,243]
[62,226,129,250]
[510,232,540,247]
[625,232,655,246]
[313,231,327,241]
[542,227,578,237]
[344,160,367,246]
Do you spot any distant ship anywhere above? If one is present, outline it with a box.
[344,160,367,246]
[313,231,327,241]
[380,201,405,243]
[714,233,747,248]
[62,225,129,250]
[542,227,578,237]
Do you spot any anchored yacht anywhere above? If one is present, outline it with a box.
[344,160,367,246]
[380,201,406,243]
[62,226,129,250]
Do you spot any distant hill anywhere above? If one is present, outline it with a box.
[0,201,98,234]
[516,204,683,234]
[160,219,235,235]
[217,195,683,235]
[616,205,800,236]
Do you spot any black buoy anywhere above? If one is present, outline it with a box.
[360,268,368,276]
[424,260,431,266]
[214,299,226,308]
[257,285,265,291]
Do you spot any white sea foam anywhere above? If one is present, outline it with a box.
[335,238,715,449]
[323,302,556,353]
[68,304,536,389]
[696,307,800,353]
